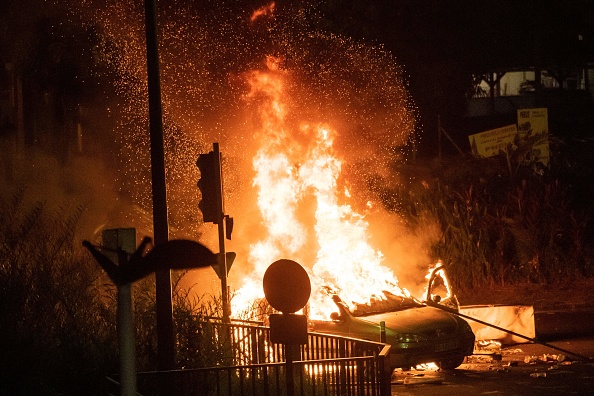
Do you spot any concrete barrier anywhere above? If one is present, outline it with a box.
[460,305,535,344]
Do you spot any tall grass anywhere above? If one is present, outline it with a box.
[0,187,235,393]
[387,140,593,289]
[0,187,118,394]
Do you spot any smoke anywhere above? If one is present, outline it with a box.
[0,144,128,242]
[4,0,440,297]
[365,208,441,297]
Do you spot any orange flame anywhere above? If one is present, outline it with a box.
[423,261,452,302]
[250,2,275,22]
[232,57,411,319]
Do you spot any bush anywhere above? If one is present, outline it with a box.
[385,139,594,289]
[0,187,118,394]
[0,187,234,393]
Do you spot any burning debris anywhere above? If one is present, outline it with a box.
[230,58,418,319]
[60,0,432,318]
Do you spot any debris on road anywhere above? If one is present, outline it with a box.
[525,353,566,364]
[403,376,444,385]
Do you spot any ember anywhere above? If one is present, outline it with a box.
[231,57,413,319]
[77,0,423,319]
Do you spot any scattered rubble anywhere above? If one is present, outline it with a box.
[524,353,566,364]
[403,376,443,385]
[391,366,445,386]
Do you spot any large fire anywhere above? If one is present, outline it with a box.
[68,0,422,320]
[231,55,411,320]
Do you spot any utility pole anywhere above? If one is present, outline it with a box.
[144,0,174,371]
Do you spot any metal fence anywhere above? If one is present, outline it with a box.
[108,321,391,396]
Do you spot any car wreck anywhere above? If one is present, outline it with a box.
[308,265,475,370]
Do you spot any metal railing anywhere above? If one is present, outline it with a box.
[109,321,391,396]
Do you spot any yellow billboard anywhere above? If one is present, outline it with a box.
[468,108,549,168]
[517,108,549,167]
[469,124,518,158]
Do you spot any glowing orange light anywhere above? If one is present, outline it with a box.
[250,2,275,22]
[232,57,411,320]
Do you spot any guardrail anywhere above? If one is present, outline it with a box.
[108,321,391,396]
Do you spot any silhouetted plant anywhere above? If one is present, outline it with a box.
[387,138,593,289]
[0,187,251,393]
[0,187,118,395]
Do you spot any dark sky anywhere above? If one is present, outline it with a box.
[2,0,593,145]
[327,0,594,133]
[317,0,594,68]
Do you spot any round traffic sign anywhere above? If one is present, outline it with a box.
[263,259,311,313]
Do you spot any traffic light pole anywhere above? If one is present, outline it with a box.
[197,143,231,323]
[213,144,230,324]
[218,207,230,323]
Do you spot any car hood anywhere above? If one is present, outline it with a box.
[356,305,464,334]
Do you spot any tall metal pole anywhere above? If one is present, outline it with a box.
[102,228,138,396]
[144,0,175,371]
[213,143,230,323]
[117,253,137,396]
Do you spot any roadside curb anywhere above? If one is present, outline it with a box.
[459,304,594,342]
[533,302,594,313]
[534,308,594,339]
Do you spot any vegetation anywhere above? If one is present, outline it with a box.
[389,138,594,290]
[0,188,117,394]
[2,135,593,393]
[0,188,232,393]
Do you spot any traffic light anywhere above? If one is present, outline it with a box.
[196,151,222,223]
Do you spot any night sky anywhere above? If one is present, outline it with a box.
[2,0,593,136]
[1,0,593,237]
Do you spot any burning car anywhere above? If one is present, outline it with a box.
[308,266,475,370]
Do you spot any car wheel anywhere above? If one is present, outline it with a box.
[438,356,466,370]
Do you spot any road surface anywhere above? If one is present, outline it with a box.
[391,336,594,395]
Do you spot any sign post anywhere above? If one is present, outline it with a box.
[83,236,217,395]
[102,228,137,396]
[469,124,518,158]
[468,108,549,169]
[517,108,550,167]
[263,259,311,396]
